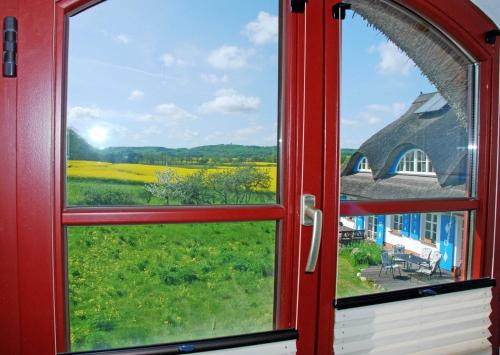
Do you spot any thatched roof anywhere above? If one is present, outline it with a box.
[341,92,467,198]
[346,0,473,126]
[341,173,465,200]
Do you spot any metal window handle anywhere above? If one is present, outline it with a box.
[301,194,323,273]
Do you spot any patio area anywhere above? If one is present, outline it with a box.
[360,262,455,292]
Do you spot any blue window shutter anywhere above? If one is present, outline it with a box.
[402,214,410,237]
[410,214,420,240]
[376,215,385,246]
[439,215,456,271]
[356,216,365,231]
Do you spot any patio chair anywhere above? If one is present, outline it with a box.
[379,251,401,278]
[419,247,433,268]
[392,244,406,267]
[415,251,442,279]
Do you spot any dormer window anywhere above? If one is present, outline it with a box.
[357,156,371,172]
[396,149,435,175]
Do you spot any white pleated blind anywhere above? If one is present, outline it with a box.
[334,288,492,355]
[197,340,296,355]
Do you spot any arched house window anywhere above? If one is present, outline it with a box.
[395,148,435,175]
[356,155,371,172]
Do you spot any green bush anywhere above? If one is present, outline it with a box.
[81,187,137,205]
[340,241,383,267]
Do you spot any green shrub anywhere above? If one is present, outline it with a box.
[340,241,383,267]
[82,187,137,206]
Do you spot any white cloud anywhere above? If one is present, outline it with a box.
[128,90,145,101]
[366,102,407,117]
[199,89,261,114]
[200,73,229,84]
[341,118,357,126]
[113,34,130,44]
[68,106,101,121]
[235,125,264,137]
[341,102,407,127]
[154,103,196,124]
[369,41,414,75]
[161,53,187,67]
[358,102,407,125]
[243,12,279,45]
[208,46,253,70]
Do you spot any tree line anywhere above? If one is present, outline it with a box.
[67,128,277,165]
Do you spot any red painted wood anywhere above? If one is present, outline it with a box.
[54,2,70,351]
[276,1,299,331]
[294,0,325,353]
[0,1,20,353]
[314,1,341,353]
[340,199,480,216]
[487,44,500,355]
[16,0,57,353]
[63,205,286,225]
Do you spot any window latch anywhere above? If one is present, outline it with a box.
[3,16,17,78]
[290,0,307,13]
[485,29,500,44]
[332,2,351,20]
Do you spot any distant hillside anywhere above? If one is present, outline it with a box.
[67,128,277,165]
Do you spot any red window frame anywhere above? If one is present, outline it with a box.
[315,0,500,354]
[1,1,500,355]
[51,0,303,353]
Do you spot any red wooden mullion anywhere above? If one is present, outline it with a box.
[339,198,480,216]
[0,0,20,353]
[294,0,326,353]
[276,1,299,331]
[315,1,341,353]
[16,0,57,353]
[62,205,286,225]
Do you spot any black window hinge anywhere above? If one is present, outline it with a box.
[3,16,17,78]
[332,2,351,20]
[290,0,307,13]
[485,29,500,44]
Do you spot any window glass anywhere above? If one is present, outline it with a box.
[337,211,471,298]
[392,214,403,233]
[336,0,482,300]
[65,0,280,206]
[339,0,477,201]
[67,221,277,351]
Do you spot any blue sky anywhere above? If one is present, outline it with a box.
[67,1,435,149]
[341,12,435,148]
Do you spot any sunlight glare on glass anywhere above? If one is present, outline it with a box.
[88,126,109,144]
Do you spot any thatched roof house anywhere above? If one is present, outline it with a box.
[341,92,467,199]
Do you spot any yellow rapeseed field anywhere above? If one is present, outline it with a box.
[67,160,277,192]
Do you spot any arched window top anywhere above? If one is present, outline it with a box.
[356,156,371,172]
[396,149,435,175]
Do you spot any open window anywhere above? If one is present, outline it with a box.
[331,0,496,352]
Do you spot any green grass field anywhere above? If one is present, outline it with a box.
[68,222,276,351]
[66,160,378,351]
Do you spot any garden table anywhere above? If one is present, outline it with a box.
[392,253,428,272]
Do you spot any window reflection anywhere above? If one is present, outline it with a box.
[338,211,467,298]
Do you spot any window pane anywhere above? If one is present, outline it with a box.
[67,221,277,351]
[65,0,280,206]
[339,0,477,201]
[337,211,479,299]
